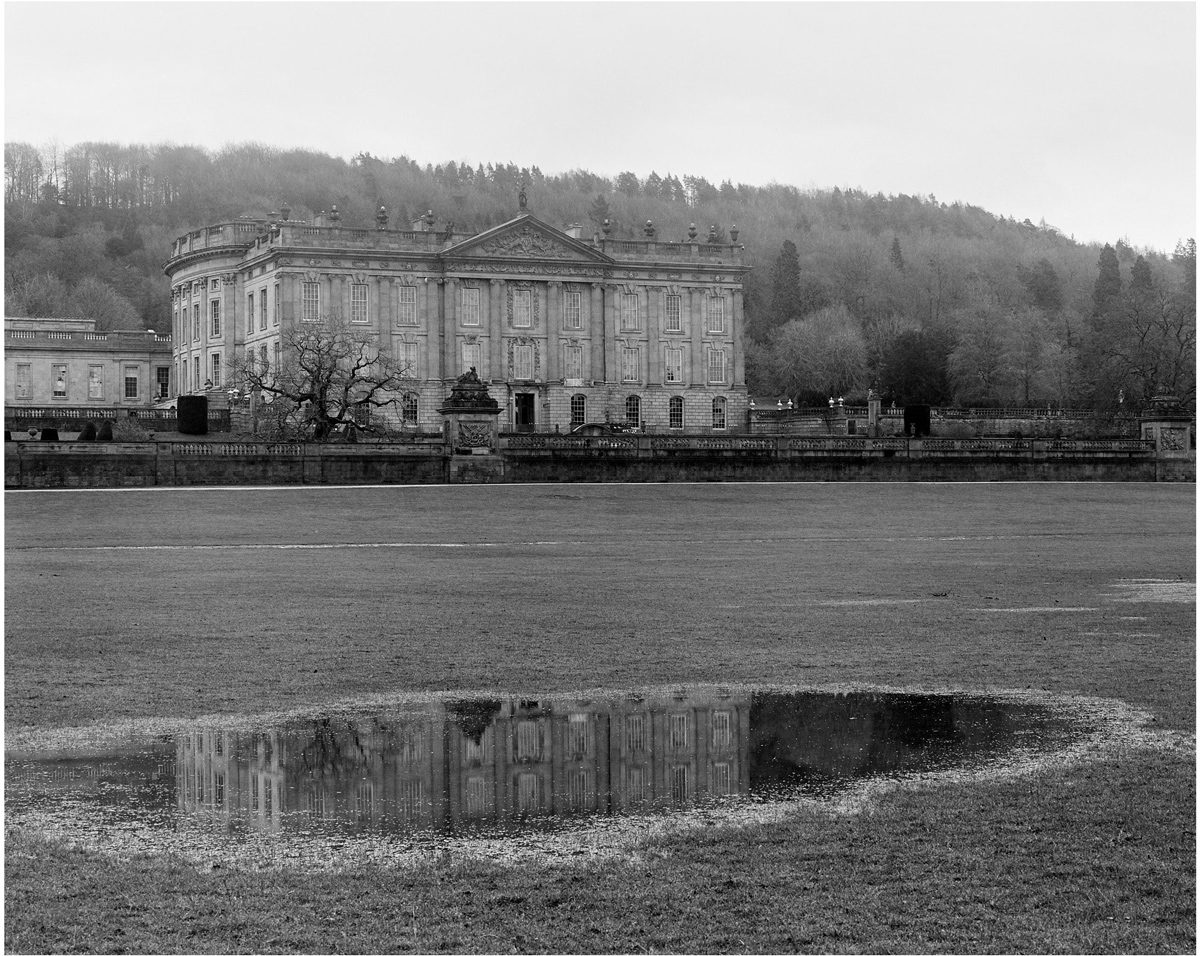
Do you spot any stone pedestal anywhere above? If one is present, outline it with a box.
[440,368,503,481]
[1140,392,1193,459]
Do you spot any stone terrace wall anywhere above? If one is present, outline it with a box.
[5,434,1188,488]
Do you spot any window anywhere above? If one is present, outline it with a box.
[124,366,139,400]
[465,776,489,817]
[210,300,221,337]
[712,397,727,430]
[192,304,200,342]
[397,285,417,325]
[88,365,103,400]
[625,394,640,427]
[669,714,689,749]
[712,711,733,748]
[273,283,280,326]
[460,287,480,326]
[193,356,200,387]
[512,288,532,328]
[563,291,582,329]
[712,762,732,796]
[665,294,682,332]
[210,278,220,292]
[567,715,591,759]
[621,293,639,330]
[627,765,646,802]
[247,293,255,333]
[211,353,221,388]
[156,367,170,399]
[302,282,320,321]
[52,364,68,398]
[708,296,726,333]
[708,348,726,384]
[517,773,540,812]
[621,347,639,383]
[669,395,684,429]
[259,289,268,330]
[351,283,369,323]
[626,714,646,753]
[516,721,542,760]
[15,363,31,399]
[513,344,534,380]
[401,393,418,425]
[462,341,481,373]
[259,344,268,372]
[568,769,589,810]
[563,345,582,382]
[671,765,690,804]
[570,394,586,427]
[665,347,683,384]
[397,339,418,373]
[355,783,373,821]
[179,359,186,394]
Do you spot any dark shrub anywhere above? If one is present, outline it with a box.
[40,427,59,441]
[97,421,115,441]
[78,422,98,441]
[3,430,10,442]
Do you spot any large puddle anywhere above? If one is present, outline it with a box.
[7,688,1080,845]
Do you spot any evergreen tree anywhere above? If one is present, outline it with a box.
[1092,244,1123,317]
[1130,254,1153,293]
[588,194,610,228]
[889,236,905,271]
[768,240,804,329]
[1173,238,1196,300]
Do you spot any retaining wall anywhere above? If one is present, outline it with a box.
[4,434,1190,488]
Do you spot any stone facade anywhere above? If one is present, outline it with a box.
[5,316,173,407]
[163,210,748,433]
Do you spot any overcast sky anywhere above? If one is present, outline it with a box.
[5,1,1195,252]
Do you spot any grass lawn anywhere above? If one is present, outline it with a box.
[5,482,1195,953]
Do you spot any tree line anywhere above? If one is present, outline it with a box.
[5,139,1194,413]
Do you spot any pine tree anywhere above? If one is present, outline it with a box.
[769,240,804,328]
[588,194,610,229]
[1092,244,1123,317]
[1130,255,1153,293]
[889,237,905,271]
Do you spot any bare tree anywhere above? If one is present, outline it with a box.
[231,319,413,441]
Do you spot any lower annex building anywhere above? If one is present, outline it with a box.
[164,200,748,433]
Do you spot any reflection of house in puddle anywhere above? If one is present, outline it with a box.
[175,690,751,836]
[171,690,1034,837]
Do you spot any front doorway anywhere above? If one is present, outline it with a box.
[515,392,536,432]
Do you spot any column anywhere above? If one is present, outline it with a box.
[605,285,620,384]
[689,287,704,386]
[590,283,604,384]
[373,276,387,331]
[423,280,440,382]
[442,279,457,380]
[647,286,661,386]
[546,282,561,382]
[732,288,746,387]
[489,279,504,382]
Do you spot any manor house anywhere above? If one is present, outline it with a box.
[163,200,748,433]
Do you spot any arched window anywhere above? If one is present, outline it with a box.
[401,393,419,425]
[669,396,684,429]
[625,394,641,427]
[570,394,587,427]
[712,397,727,430]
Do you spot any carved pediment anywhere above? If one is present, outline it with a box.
[443,215,612,265]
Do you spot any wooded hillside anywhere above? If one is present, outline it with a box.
[5,140,1194,412]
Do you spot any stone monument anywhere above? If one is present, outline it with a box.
[439,368,505,482]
